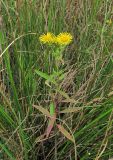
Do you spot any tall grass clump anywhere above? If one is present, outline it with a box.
[0,0,113,159]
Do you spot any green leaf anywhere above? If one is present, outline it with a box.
[50,103,55,116]
[0,105,16,128]
[0,142,16,160]
[4,51,21,115]
[0,31,5,44]
[35,69,57,85]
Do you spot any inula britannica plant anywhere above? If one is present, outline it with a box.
[34,32,75,143]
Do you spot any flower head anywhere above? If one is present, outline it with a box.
[56,32,73,45]
[39,32,56,44]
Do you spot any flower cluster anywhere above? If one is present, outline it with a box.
[39,32,73,45]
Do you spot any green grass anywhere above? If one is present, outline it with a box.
[0,0,113,159]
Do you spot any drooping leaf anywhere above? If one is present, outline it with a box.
[56,88,76,103]
[33,105,50,117]
[57,124,74,143]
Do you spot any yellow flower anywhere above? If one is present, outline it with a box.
[39,32,56,44]
[56,32,73,45]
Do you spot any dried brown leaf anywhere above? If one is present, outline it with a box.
[33,105,50,117]
[60,107,83,113]
[57,124,74,143]
[35,134,45,143]
[108,91,113,97]
[46,114,56,138]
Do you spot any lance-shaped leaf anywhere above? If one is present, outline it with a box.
[57,124,74,143]
[46,103,56,138]
[50,103,55,116]
[33,105,50,117]
[56,88,76,103]
[60,107,83,113]
[46,115,56,138]
[35,69,57,85]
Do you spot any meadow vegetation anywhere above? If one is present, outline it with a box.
[0,0,113,159]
